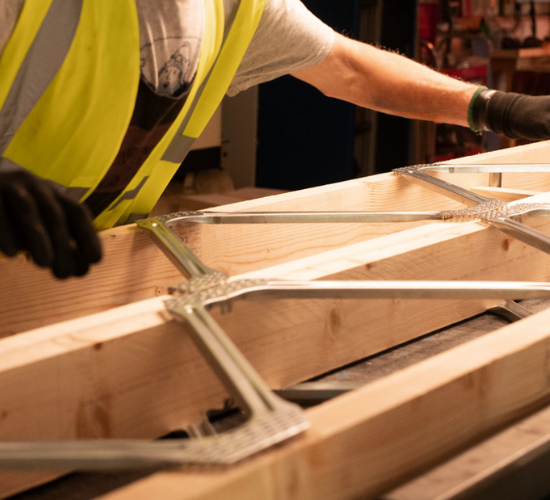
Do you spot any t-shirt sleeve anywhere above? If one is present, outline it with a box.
[227,0,335,96]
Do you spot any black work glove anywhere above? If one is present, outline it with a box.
[470,87,550,141]
[0,163,102,278]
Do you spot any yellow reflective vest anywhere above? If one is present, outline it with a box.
[0,0,265,230]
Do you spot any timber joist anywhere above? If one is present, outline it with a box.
[3,141,550,498]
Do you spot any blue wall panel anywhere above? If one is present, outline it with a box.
[256,1,360,190]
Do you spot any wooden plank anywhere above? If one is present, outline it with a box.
[3,193,550,497]
[170,193,246,210]
[227,187,287,200]
[3,142,550,495]
[3,141,550,337]
[96,303,550,500]
[444,140,550,192]
[165,188,288,211]
[0,172,470,338]
[383,402,550,500]
[470,186,543,202]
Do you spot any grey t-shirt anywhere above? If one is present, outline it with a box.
[229,0,335,95]
[0,0,334,98]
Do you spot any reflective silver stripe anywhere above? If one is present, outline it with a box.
[162,0,242,164]
[0,157,89,201]
[54,185,89,201]
[0,0,83,156]
[161,134,197,165]
[109,176,150,210]
[125,213,150,224]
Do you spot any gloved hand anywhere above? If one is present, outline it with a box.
[0,164,102,278]
[469,87,550,140]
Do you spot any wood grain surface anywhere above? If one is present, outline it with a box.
[98,304,550,500]
[4,141,550,497]
[3,140,550,337]
[3,192,550,498]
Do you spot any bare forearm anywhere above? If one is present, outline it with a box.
[292,33,478,127]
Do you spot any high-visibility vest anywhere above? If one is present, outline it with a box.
[0,0,265,230]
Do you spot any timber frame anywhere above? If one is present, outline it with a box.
[3,141,550,498]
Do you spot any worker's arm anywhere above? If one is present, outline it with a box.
[292,32,550,140]
[292,33,476,126]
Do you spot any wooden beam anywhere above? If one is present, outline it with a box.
[150,187,288,213]
[3,140,550,337]
[470,186,543,202]
[97,303,550,500]
[3,141,550,496]
[0,173,440,338]
[384,402,550,500]
[3,192,550,497]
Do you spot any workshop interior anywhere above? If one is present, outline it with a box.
[7,0,550,499]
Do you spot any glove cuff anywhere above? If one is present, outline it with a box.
[468,87,496,133]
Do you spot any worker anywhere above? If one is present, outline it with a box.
[0,0,548,279]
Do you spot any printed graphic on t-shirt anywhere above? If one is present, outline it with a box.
[140,36,201,98]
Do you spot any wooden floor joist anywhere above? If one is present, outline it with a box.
[2,201,550,496]
[4,141,550,497]
[97,303,550,500]
[470,185,543,202]
[3,140,550,338]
